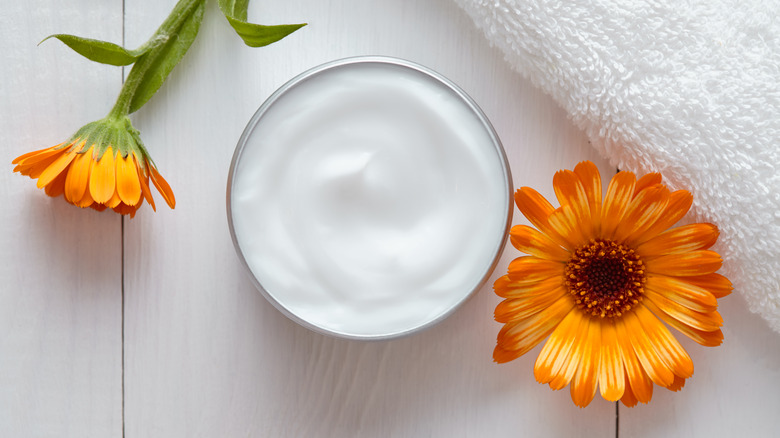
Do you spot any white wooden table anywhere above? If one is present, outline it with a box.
[2,1,780,436]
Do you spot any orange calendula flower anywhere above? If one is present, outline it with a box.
[12,116,174,217]
[494,161,730,408]
[15,0,305,218]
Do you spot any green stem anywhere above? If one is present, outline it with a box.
[107,0,204,120]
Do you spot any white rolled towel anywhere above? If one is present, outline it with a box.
[454,0,780,332]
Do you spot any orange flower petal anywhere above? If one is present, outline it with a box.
[75,180,95,208]
[494,295,574,363]
[547,206,583,249]
[510,225,570,261]
[637,223,719,258]
[15,160,42,177]
[646,275,718,313]
[534,309,584,384]
[634,305,693,379]
[645,250,723,276]
[633,172,662,197]
[90,203,108,212]
[15,154,55,174]
[113,202,141,217]
[23,154,64,179]
[573,161,602,226]
[666,375,686,392]
[495,286,567,323]
[615,318,654,404]
[549,316,588,391]
[492,346,519,364]
[570,319,601,407]
[645,289,723,332]
[631,190,693,245]
[107,188,123,208]
[553,169,594,240]
[44,170,68,198]
[619,373,640,407]
[115,153,142,206]
[600,171,636,239]
[515,187,571,250]
[621,311,675,387]
[13,144,67,166]
[506,257,564,283]
[37,148,78,188]
[494,275,563,299]
[616,186,670,244]
[89,148,116,204]
[64,150,93,203]
[644,300,724,347]
[598,321,626,401]
[149,165,175,209]
[677,273,733,299]
[16,144,74,177]
[12,145,59,165]
[136,158,156,211]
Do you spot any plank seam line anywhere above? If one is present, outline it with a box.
[120,2,126,438]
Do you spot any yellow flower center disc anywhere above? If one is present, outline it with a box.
[564,239,646,318]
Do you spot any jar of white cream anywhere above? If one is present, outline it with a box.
[227,57,512,340]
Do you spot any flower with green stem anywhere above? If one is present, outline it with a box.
[12,0,305,217]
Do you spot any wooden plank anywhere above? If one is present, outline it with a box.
[122,0,615,436]
[0,1,123,437]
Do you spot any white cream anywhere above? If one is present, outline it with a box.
[230,59,510,338]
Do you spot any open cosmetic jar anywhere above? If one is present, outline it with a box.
[227,56,513,340]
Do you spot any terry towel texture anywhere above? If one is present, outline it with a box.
[454,0,780,332]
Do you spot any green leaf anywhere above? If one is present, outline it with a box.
[225,19,306,48]
[40,34,148,66]
[127,0,206,114]
[218,0,306,48]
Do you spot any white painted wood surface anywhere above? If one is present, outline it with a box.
[0,1,123,437]
[2,0,779,437]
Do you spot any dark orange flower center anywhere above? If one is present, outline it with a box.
[564,239,645,318]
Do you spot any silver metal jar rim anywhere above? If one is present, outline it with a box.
[226,56,514,341]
